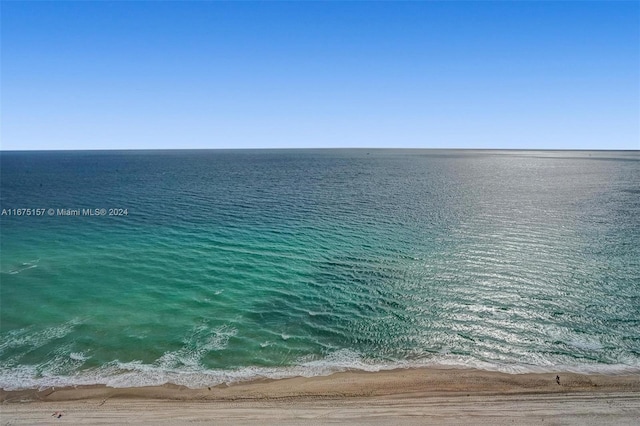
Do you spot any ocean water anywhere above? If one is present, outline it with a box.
[1,149,639,390]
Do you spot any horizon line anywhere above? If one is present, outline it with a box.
[1,148,638,153]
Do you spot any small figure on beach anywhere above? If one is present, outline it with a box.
[52,411,64,418]
[556,375,560,385]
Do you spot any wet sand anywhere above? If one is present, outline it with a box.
[2,368,639,424]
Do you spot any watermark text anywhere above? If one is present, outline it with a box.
[1,208,129,217]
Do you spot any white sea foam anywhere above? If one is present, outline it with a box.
[567,338,604,351]
[156,324,236,370]
[2,349,639,391]
[69,352,90,362]
[6,259,40,274]
[0,319,80,355]
[8,265,38,274]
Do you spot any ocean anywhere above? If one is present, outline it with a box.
[1,149,638,390]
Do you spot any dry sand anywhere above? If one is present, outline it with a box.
[1,368,639,425]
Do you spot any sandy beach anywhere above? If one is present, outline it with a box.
[2,368,639,424]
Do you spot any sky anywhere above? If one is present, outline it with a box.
[1,1,639,150]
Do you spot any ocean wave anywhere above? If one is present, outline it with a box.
[0,319,81,356]
[156,324,236,370]
[4,259,40,275]
[1,349,639,391]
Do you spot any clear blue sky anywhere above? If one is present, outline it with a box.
[2,1,638,150]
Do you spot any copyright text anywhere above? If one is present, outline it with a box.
[1,208,129,217]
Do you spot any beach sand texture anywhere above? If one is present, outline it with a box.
[2,368,639,425]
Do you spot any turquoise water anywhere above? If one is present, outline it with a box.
[1,150,639,390]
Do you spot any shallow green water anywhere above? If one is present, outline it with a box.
[1,150,639,389]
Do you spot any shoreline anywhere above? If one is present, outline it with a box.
[3,367,639,402]
[2,368,639,425]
